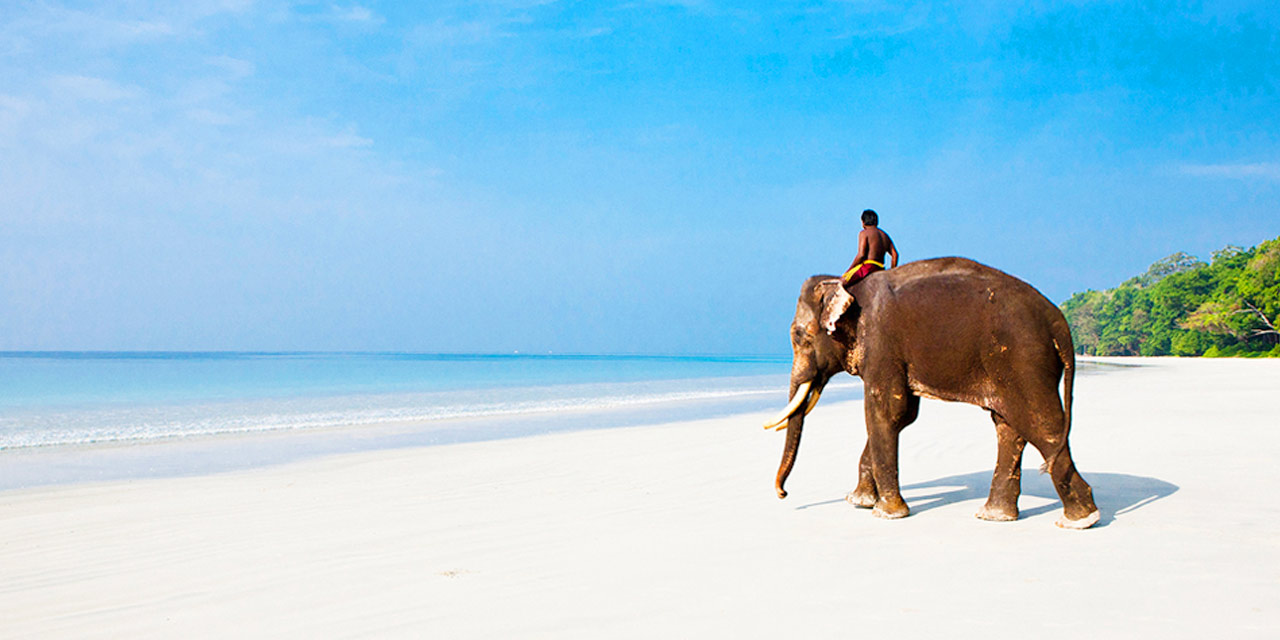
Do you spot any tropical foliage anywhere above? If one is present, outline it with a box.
[1059,236,1280,357]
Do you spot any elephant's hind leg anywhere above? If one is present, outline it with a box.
[976,411,1025,522]
[1013,396,1100,529]
[1041,444,1099,529]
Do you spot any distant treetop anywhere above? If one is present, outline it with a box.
[1134,251,1205,287]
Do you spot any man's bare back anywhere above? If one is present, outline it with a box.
[853,227,897,271]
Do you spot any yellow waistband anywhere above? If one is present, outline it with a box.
[842,260,884,280]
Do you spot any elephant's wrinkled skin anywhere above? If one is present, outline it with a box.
[768,257,1099,529]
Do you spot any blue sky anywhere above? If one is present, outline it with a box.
[1,1,1278,354]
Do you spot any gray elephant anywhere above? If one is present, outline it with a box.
[764,257,1099,529]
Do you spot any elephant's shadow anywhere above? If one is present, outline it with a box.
[799,470,1178,527]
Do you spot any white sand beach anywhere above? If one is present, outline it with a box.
[2,357,1277,638]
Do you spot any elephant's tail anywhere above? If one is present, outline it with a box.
[1058,322,1076,439]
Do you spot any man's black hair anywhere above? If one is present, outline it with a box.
[861,209,878,226]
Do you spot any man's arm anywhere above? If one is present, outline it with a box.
[886,232,899,268]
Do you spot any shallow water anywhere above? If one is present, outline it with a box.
[0,352,798,450]
[0,352,867,489]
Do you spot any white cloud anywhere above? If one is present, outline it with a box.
[835,3,932,38]
[0,94,31,117]
[186,108,238,125]
[206,55,256,79]
[1,2,253,51]
[645,0,710,8]
[55,13,177,45]
[408,18,507,47]
[328,4,383,25]
[573,26,612,39]
[99,17,177,40]
[47,75,135,102]
[1180,162,1280,181]
[320,130,375,148]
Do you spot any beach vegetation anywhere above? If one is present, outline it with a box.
[1061,235,1280,356]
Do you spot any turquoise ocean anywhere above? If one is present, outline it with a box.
[0,352,862,488]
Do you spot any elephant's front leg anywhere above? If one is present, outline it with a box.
[865,384,917,519]
[846,443,878,508]
[976,412,1025,522]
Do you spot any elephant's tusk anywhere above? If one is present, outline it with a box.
[771,385,823,430]
[763,381,812,430]
[803,386,823,415]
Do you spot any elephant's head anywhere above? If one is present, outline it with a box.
[764,276,860,499]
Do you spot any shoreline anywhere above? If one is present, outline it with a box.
[0,357,1185,492]
[0,379,862,492]
[1,358,1145,480]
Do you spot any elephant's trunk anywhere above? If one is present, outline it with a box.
[772,375,826,499]
[774,410,804,498]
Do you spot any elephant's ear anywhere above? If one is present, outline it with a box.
[816,278,859,337]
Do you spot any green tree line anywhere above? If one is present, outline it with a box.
[1059,235,1280,357]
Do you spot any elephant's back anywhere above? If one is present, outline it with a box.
[872,258,1070,399]
[888,256,1014,284]
[885,257,1057,313]
[875,257,1067,345]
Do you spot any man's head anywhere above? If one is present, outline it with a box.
[861,209,878,227]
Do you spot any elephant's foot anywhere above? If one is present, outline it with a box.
[1055,509,1100,530]
[845,489,877,509]
[871,497,909,520]
[975,502,1019,522]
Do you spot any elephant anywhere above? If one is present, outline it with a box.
[764,257,1099,529]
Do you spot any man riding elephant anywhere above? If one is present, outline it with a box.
[766,256,1100,529]
[824,209,899,334]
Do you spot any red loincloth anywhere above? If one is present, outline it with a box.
[842,260,883,291]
